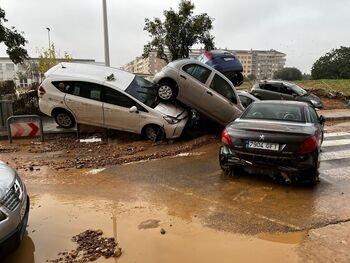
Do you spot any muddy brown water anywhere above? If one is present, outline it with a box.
[2,128,350,262]
[5,194,298,263]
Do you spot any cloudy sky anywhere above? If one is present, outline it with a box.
[0,0,349,73]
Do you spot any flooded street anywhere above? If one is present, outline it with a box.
[2,131,350,262]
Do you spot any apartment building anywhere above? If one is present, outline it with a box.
[123,49,286,80]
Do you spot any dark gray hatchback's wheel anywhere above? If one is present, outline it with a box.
[54,110,75,128]
[157,82,177,102]
[144,125,165,142]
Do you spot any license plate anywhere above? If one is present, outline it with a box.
[247,141,279,151]
[20,197,27,220]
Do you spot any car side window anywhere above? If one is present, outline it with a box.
[262,83,280,92]
[210,74,237,104]
[308,106,319,124]
[103,87,145,111]
[239,95,253,108]
[280,85,294,95]
[52,81,75,93]
[59,81,103,101]
[182,64,211,84]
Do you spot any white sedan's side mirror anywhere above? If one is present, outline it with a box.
[129,106,138,113]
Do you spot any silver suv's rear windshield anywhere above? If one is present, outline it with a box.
[125,76,158,108]
[241,103,305,123]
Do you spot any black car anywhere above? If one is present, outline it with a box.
[198,50,244,86]
[251,80,323,109]
[219,101,325,184]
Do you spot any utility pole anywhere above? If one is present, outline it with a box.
[102,0,110,66]
[46,27,51,59]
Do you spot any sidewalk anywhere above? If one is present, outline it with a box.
[318,109,350,121]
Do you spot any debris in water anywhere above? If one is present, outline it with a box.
[48,229,122,262]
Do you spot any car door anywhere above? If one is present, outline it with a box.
[64,81,104,126]
[178,63,212,110]
[203,73,241,124]
[279,84,295,101]
[102,86,141,133]
[260,83,282,100]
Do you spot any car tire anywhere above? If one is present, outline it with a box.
[54,110,75,128]
[144,125,165,142]
[221,164,242,177]
[157,82,177,102]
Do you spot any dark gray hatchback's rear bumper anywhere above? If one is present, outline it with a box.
[219,145,318,179]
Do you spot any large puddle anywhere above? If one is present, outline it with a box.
[5,193,299,263]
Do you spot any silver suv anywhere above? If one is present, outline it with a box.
[0,161,29,260]
[38,63,189,141]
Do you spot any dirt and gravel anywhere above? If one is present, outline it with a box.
[47,229,122,262]
[4,134,218,171]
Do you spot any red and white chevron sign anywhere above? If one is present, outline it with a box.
[10,122,40,137]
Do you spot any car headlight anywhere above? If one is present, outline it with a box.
[163,116,180,124]
[310,99,318,105]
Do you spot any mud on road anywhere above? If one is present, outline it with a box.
[2,133,218,171]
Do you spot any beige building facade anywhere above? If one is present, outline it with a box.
[123,49,286,80]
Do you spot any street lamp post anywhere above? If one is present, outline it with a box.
[46,27,51,50]
[102,0,110,66]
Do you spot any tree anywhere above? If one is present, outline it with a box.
[143,0,215,63]
[38,43,73,74]
[274,67,302,80]
[0,7,28,63]
[311,46,350,79]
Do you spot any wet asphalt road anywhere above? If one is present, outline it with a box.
[3,132,350,262]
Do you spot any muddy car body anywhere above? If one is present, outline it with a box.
[237,90,259,108]
[153,59,243,126]
[251,80,323,109]
[219,101,325,184]
[0,161,30,260]
[39,63,189,141]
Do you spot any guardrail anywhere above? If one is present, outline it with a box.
[7,115,44,143]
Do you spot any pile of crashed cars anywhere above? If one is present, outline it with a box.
[37,49,325,186]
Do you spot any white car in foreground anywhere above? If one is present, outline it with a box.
[0,161,29,260]
[38,63,189,141]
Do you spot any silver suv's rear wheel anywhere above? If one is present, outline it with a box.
[54,111,75,128]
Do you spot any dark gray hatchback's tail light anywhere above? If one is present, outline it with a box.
[221,128,232,146]
[298,136,318,154]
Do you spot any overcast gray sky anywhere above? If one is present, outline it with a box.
[1,0,349,73]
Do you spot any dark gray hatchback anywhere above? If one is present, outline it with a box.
[251,80,323,109]
[219,101,325,184]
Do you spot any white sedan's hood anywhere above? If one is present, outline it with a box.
[0,161,16,199]
[154,102,188,118]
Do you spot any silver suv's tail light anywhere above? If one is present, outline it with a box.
[38,85,46,96]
